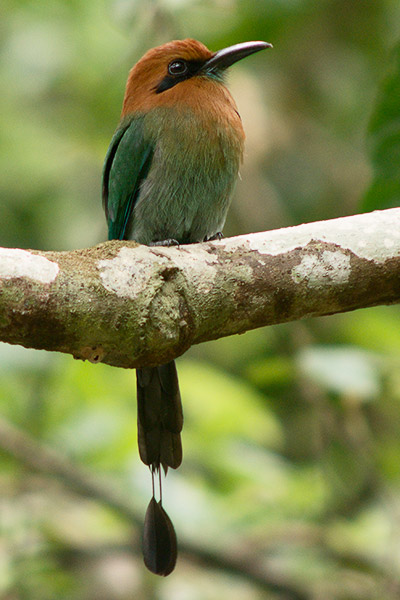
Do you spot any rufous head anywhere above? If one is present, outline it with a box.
[121,38,272,115]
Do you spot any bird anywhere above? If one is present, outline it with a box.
[102,38,271,576]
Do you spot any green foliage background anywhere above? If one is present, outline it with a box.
[1,0,400,598]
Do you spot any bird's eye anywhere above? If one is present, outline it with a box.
[168,60,188,76]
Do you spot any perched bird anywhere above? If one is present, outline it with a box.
[102,38,271,575]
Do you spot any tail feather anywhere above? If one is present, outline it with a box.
[158,362,184,433]
[136,360,183,471]
[143,497,177,576]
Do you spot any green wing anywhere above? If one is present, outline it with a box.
[102,116,154,240]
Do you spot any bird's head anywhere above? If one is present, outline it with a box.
[121,38,272,115]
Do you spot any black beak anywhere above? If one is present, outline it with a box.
[201,41,272,73]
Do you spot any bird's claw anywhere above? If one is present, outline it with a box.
[205,231,224,242]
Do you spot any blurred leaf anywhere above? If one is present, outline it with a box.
[180,359,282,447]
[245,355,294,387]
[338,307,400,354]
[297,345,381,400]
[328,504,392,565]
[363,42,400,211]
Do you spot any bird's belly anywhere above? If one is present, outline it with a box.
[126,108,243,245]
[129,183,230,244]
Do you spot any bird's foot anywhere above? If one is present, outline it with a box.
[205,231,224,242]
[150,239,180,247]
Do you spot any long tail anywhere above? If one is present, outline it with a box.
[136,360,183,471]
[136,360,183,576]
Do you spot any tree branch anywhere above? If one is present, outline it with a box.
[1,208,400,368]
